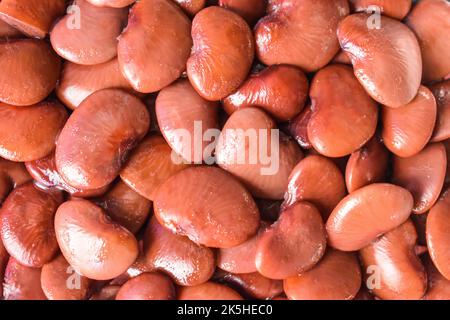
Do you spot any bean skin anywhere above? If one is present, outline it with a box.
[116,273,176,300]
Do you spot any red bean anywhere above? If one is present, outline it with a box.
[87,0,136,8]
[187,6,254,101]
[116,273,176,300]
[255,0,349,72]
[55,200,139,280]
[218,0,266,26]
[0,159,32,203]
[326,183,413,251]
[288,104,313,150]
[429,80,450,142]
[56,89,149,190]
[422,254,450,300]
[349,0,412,20]
[154,166,260,248]
[173,0,206,17]
[178,282,243,300]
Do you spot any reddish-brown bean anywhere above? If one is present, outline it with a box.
[430,80,450,142]
[360,220,427,300]
[392,143,447,214]
[0,19,22,38]
[346,135,390,193]
[338,13,422,107]
[255,0,349,72]
[178,282,244,300]
[219,0,266,26]
[55,200,139,280]
[223,65,309,122]
[288,104,313,150]
[187,6,254,101]
[349,0,412,20]
[0,40,61,106]
[0,159,32,204]
[56,89,150,190]
[144,216,215,286]
[118,0,192,93]
[256,202,326,280]
[284,249,361,300]
[308,64,378,157]
[87,0,135,7]
[3,257,46,300]
[154,166,260,248]
[0,237,8,299]
[116,273,176,300]
[285,155,347,219]
[173,0,205,16]
[326,183,414,251]
[422,254,450,300]
[332,50,352,65]
[41,254,92,300]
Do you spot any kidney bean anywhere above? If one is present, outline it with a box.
[87,0,135,8]
[51,0,127,65]
[94,180,151,234]
[173,0,206,17]
[0,0,66,39]
[256,202,326,280]
[178,282,243,300]
[426,187,450,280]
[331,50,352,65]
[338,13,422,108]
[284,249,361,300]
[288,104,313,150]
[422,254,450,300]
[219,0,266,26]
[56,59,140,110]
[215,270,283,300]
[349,0,412,20]
[0,39,61,106]
[3,257,47,300]
[285,155,346,219]
[308,64,378,157]
[154,166,260,248]
[326,183,413,251]
[216,108,303,200]
[392,143,447,214]
[346,135,390,193]
[429,80,450,142]
[41,254,92,300]
[0,183,63,268]
[55,199,139,280]
[118,0,192,93]
[223,65,309,122]
[116,273,176,300]
[187,6,254,101]
[0,19,22,38]
[56,89,149,190]
[0,159,32,203]
[382,86,437,157]
[360,220,427,300]
[90,285,121,300]
[144,216,215,286]
[255,0,349,72]
[156,79,219,163]
[405,0,450,83]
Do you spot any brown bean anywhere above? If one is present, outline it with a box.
[288,104,313,150]
[382,86,437,157]
[338,13,422,107]
[118,0,192,93]
[90,285,121,300]
[349,0,412,20]
[0,183,62,268]
[0,159,32,203]
[255,0,349,72]
[405,0,450,82]
[216,108,303,200]
[308,64,378,157]
[422,254,450,300]
[3,257,46,300]
[0,101,68,162]
[360,220,427,300]
[218,222,269,275]
[116,273,176,300]
[256,202,326,280]
[87,0,135,8]
[154,166,260,248]
[51,0,128,65]
[178,282,243,300]
[144,216,215,286]
[326,183,413,251]
[429,80,450,142]
[346,135,390,193]
[187,6,254,101]
[0,19,22,38]
[0,0,66,38]
[56,59,140,110]
[392,143,447,214]
[223,65,309,122]
[156,79,219,163]
[55,200,139,280]
[41,254,92,300]
[173,0,205,17]
[0,39,61,106]
[218,0,266,26]
[285,155,347,219]
[426,187,450,280]
[56,89,150,190]
[284,249,361,300]
[94,180,151,234]
[111,244,153,286]
[120,135,189,201]
[331,50,352,65]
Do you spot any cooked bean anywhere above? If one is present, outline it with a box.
[87,0,136,8]
[178,282,243,300]
[173,0,205,17]
[422,254,450,300]
[0,159,32,203]
[429,80,450,142]
[218,0,266,26]
[349,0,412,20]
[116,273,176,300]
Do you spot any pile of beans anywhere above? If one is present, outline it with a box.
[0,0,449,301]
